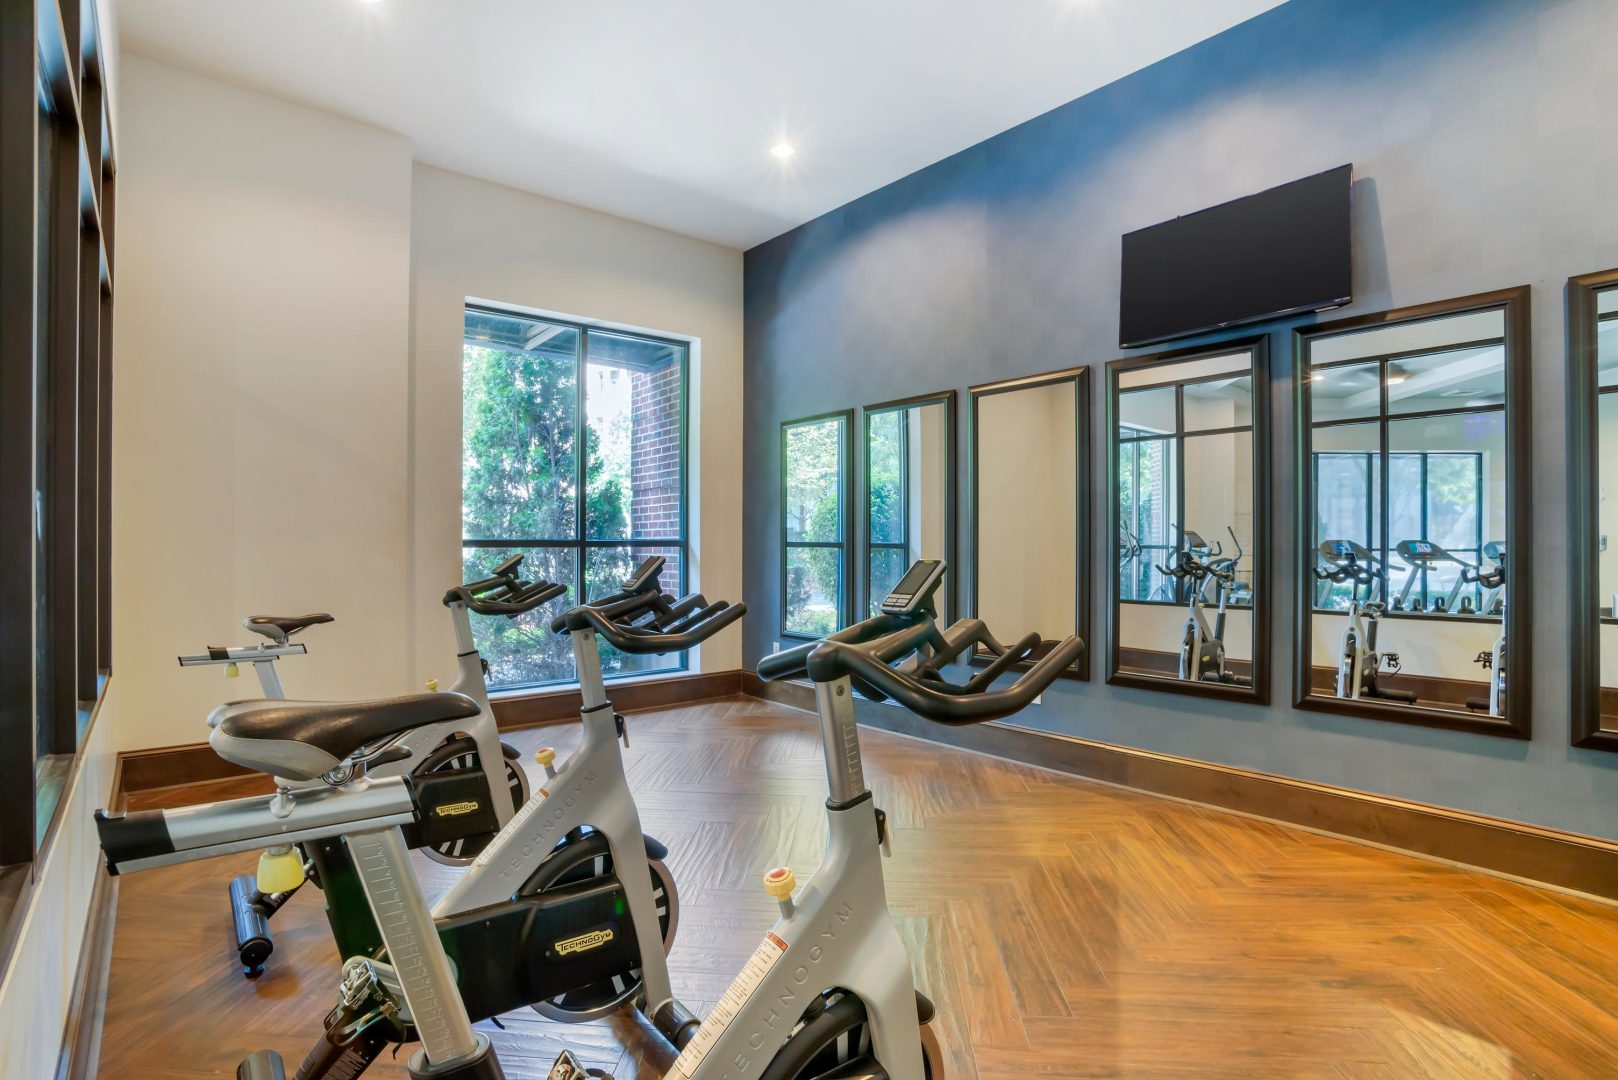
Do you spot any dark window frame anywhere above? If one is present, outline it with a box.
[459,306,691,692]
[1,0,116,974]
[1294,287,1531,739]
[780,410,854,642]
[1568,270,1618,750]
[1106,338,1269,704]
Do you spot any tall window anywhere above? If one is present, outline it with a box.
[2,0,116,949]
[461,308,688,690]
[782,412,850,638]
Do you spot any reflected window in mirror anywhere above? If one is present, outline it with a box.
[864,393,955,621]
[1570,272,1618,748]
[782,411,852,640]
[970,369,1090,679]
[1109,343,1266,700]
[1297,290,1529,736]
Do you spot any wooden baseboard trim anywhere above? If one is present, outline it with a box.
[114,669,748,799]
[491,669,744,730]
[740,674,1618,901]
[56,867,117,1080]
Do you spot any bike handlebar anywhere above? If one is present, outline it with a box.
[443,554,568,616]
[548,556,747,653]
[805,620,1083,725]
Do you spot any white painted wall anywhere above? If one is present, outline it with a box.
[109,61,744,750]
[408,164,744,683]
[113,57,416,749]
[0,688,119,1080]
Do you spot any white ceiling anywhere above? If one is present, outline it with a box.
[118,0,1288,249]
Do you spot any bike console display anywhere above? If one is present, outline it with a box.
[877,559,945,616]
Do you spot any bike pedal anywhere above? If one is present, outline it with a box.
[547,1050,612,1080]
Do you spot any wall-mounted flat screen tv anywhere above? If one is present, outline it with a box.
[1119,164,1352,349]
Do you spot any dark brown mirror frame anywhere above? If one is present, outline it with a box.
[1106,337,1271,704]
[1568,268,1618,750]
[858,390,958,623]
[1293,286,1532,738]
[967,367,1093,681]
[779,408,855,643]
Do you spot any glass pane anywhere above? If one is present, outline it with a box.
[1182,375,1251,433]
[462,547,579,691]
[462,312,580,541]
[1118,350,1250,389]
[1312,423,1381,611]
[1387,344,1505,415]
[1119,436,1177,601]
[869,548,908,617]
[585,331,685,540]
[784,418,844,543]
[1310,361,1381,423]
[866,409,905,544]
[1389,414,1504,614]
[583,546,685,677]
[1182,430,1254,605]
[1119,386,1176,435]
[786,547,842,637]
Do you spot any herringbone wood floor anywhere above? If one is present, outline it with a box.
[99,695,1618,1079]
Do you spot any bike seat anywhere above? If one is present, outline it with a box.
[208,693,479,781]
[244,613,334,642]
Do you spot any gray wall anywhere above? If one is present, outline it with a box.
[742,0,1618,838]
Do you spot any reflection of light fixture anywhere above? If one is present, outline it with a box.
[1386,364,1407,385]
[1312,373,1325,382]
[771,143,796,159]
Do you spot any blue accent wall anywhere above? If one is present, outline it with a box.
[742,0,1618,838]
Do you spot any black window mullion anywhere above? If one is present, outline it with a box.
[43,102,80,753]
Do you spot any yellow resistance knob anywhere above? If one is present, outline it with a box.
[763,866,796,900]
[425,678,440,692]
[535,748,557,768]
[257,845,304,894]
[225,663,239,678]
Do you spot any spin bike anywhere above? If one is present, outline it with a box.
[1388,540,1474,614]
[1313,540,1416,704]
[614,557,1084,1080]
[178,555,561,976]
[1155,530,1250,686]
[1464,545,1508,717]
[96,556,745,1080]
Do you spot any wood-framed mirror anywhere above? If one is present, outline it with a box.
[780,409,854,641]
[1295,287,1531,737]
[1568,268,1618,750]
[1107,338,1269,702]
[860,391,957,622]
[968,367,1091,680]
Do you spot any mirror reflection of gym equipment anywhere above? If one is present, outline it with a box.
[1298,296,1525,731]
[970,370,1090,677]
[863,393,955,623]
[1111,345,1262,696]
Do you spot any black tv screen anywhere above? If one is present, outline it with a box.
[1119,164,1352,349]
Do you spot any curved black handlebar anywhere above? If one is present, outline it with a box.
[443,554,568,617]
[759,609,1084,726]
[549,556,747,654]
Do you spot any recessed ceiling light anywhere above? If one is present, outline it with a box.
[1312,374,1325,382]
[1386,375,1407,385]
[770,143,796,160]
